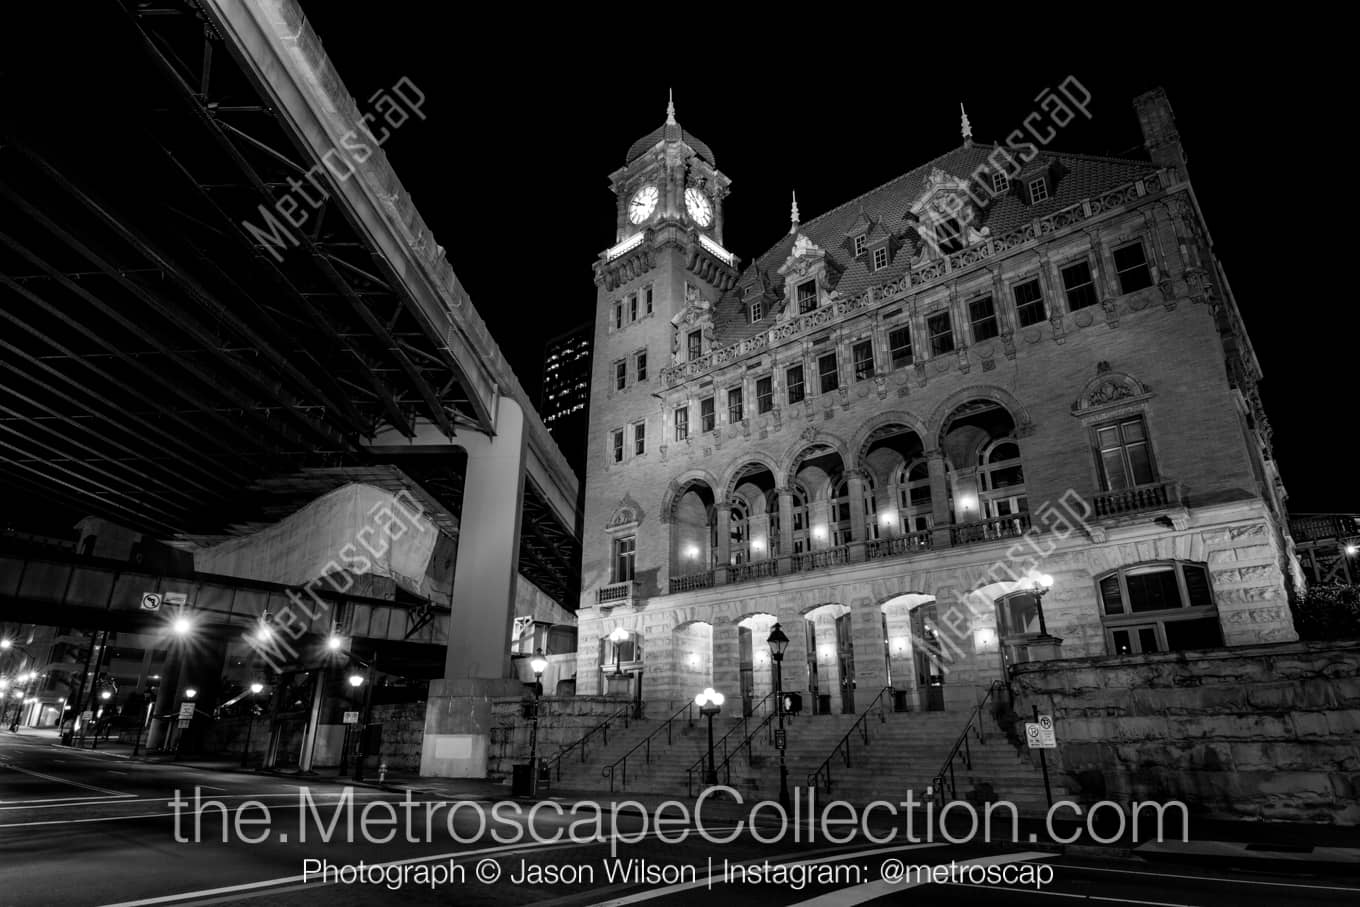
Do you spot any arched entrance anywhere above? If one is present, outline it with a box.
[909,601,946,711]
[803,604,854,713]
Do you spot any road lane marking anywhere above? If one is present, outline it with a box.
[0,794,133,806]
[0,763,129,797]
[586,843,949,907]
[1057,863,1360,894]
[956,888,1192,905]
[784,852,1054,907]
[0,790,386,816]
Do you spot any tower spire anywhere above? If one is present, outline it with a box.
[666,88,677,126]
[790,190,800,234]
[960,102,973,147]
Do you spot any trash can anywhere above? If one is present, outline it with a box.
[511,762,533,797]
[893,690,910,713]
[60,730,74,746]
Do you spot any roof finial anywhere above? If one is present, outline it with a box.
[960,102,973,147]
[666,88,677,126]
[790,190,800,234]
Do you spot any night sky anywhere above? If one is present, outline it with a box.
[291,12,1345,510]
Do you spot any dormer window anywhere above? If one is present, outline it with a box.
[1028,176,1049,204]
[796,280,817,314]
[853,235,867,257]
[991,171,1010,194]
[687,330,702,362]
[871,247,889,271]
[750,300,764,323]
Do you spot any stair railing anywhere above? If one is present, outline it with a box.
[684,691,778,796]
[805,686,892,792]
[601,699,693,792]
[930,680,1011,806]
[542,703,631,782]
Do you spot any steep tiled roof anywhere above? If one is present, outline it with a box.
[626,119,716,165]
[711,143,1157,345]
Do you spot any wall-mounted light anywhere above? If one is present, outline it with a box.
[972,627,999,653]
[684,544,700,560]
[958,494,977,512]
[818,643,835,663]
[752,539,765,553]
[879,513,896,526]
[812,526,827,540]
[890,636,909,655]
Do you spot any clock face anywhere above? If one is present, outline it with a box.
[685,188,713,227]
[628,185,658,224]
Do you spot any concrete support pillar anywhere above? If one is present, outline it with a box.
[146,648,184,751]
[178,634,229,755]
[711,620,742,708]
[422,396,530,778]
[927,450,952,547]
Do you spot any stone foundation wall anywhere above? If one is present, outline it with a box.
[486,695,632,781]
[371,702,427,773]
[1011,640,1360,824]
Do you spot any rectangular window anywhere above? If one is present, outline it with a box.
[888,326,913,368]
[786,365,805,404]
[750,300,763,323]
[818,352,839,393]
[1062,260,1099,311]
[633,420,646,456]
[1113,241,1153,293]
[1013,277,1047,326]
[934,217,963,254]
[1096,417,1156,491]
[613,302,623,330]
[644,284,654,314]
[853,235,867,257]
[700,396,715,433]
[991,170,1010,194]
[635,350,647,382]
[1101,562,1223,655]
[614,360,627,391]
[756,375,773,414]
[611,429,624,463]
[687,330,702,361]
[852,340,874,381]
[797,280,817,314]
[927,312,954,356]
[674,406,689,441]
[728,387,744,424]
[1028,176,1049,203]
[612,536,636,583]
[872,247,888,271]
[969,295,999,341]
[628,293,638,322]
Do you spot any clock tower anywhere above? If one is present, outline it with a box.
[579,94,739,694]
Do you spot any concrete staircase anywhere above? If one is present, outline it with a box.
[542,698,1054,813]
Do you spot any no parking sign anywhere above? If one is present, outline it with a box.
[1025,714,1056,748]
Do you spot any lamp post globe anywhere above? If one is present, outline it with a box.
[695,687,724,785]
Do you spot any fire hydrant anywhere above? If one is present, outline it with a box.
[378,762,388,784]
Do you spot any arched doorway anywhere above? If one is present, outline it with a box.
[804,604,854,713]
[909,601,946,711]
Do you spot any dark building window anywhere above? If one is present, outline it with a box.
[612,536,636,583]
[687,330,702,361]
[633,421,646,456]
[614,302,623,330]
[1099,562,1221,655]
[1061,260,1099,311]
[797,280,817,314]
[728,387,744,423]
[991,171,1010,194]
[872,247,888,271]
[853,235,867,257]
[750,301,763,323]
[934,217,963,254]
[756,376,773,414]
[786,365,805,404]
[700,396,715,433]
[1113,242,1154,293]
[1096,416,1156,490]
[644,284,654,314]
[969,295,999,341]
[611,429,623,463]
[1028,176,1048,203]
[635,350,647,382]
[818,353,839,393]
[888,326,913,368]
[1013,278,1047,326]
[628,294,638,322]
[674,406,689,441]
[614,360,627,390]
[927,312,954,356]
[853,340,874,381]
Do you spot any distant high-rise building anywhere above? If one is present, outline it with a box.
[540,323,593,466]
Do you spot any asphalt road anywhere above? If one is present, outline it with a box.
[2,732,1358,907]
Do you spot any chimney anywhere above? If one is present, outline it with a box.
[1133,87,1186,172]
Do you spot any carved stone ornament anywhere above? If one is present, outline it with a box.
[606,496,642,531]
[1072,368,1151,414]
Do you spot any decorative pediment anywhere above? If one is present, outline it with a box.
[605,496,642,532]
[1072,366,1152,415]
[778,233,827,278]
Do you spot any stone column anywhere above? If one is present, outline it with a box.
[927,450,952,548]
[846,470,868,543]
[777,610,809,698]
[710,620,742,708]
[850,599,888,696]
[714,504,731,570]
[422,396,530,778]
[777,488,795,556]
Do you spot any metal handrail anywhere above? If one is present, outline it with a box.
[806,686,893,791]
[542,704,631,781]
[684,691,777,795]
[601,699,693,792]
[930,680,1011,806]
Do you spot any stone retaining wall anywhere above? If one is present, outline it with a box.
[1011,640,1360,824]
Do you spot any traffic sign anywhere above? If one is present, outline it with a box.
[342,711,360,724]
[178,702,196,720]
[140,592,163,612]
[774,729,787,750]
[1025,714,1057,748]
[164,592,187,606]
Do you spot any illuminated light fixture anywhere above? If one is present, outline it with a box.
[184,687,198,699]
[972,627,999,653]
[172,616,192,636]
[958,494,977,511]
[684,544,700,560]
[694,687,725,709]
[880,512,895,525]
[99,690,112,700]
[249,682,264,695]
[1347,544,1359,557]
[752,539,765,552]
[327,635,344,651]
[0,679,8,691]
[0,639,11,649]
[812,526,827,540]
[529,649,549,677]
[256,624,273,642]
[348,673,364,688]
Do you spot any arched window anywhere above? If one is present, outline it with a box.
[978,439,1027,521]
[1097,561,1222,655]
[765,489,782,557]
[893,459,934,535]
[790,485,810,554]
[830,474,877,544]
[728,498,750,565]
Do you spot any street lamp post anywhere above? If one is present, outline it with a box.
[767,623,791,810]
[352,654,377,783]
[528,649,548,796]
[694,687,724,786]
[240,683,262,768]
[1029,572,1054,635]
[608,626,628,678]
